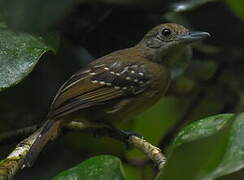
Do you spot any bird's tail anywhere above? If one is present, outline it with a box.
[23,119,62,167]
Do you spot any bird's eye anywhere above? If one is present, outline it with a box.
[161,28,171,36]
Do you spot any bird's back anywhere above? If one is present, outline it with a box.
[48,47,170,122]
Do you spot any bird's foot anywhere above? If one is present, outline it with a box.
[112,129,143,150]
[93,127,143,150]
[116,129,143,140]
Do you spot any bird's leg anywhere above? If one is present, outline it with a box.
[93,121,143,149]
[111,128,143,141]
[111,127,143,150]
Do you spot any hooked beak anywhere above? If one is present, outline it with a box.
[178,31,210,43]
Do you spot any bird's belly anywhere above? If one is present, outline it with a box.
[102,89,166,123]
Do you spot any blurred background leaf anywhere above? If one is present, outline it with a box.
[170,0,219,12]
[157,113,244,180]
[0,0,76,32]
[225,0,244,20]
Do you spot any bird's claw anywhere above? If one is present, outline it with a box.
[113,129,143,150]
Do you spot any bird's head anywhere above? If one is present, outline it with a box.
[137,23,210,64]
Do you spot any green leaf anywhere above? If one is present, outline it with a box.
[52,155,126,180]
[172,114,233,147]
[156,113,244,180]
[225,0,244,20]
[0,25,58,92]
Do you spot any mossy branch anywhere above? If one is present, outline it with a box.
[0,121,166,179]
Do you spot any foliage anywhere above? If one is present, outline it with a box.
[0,25,58,92]
[157,113,244,180]
[53,155,125,180]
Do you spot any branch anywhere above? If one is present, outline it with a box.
[0,121,166,179]
[66,122,166,169]
[0,129,41,180]
[128,136,166,169]
[0,121,100,146]
[0,125,39,146]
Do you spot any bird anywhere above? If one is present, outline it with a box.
[23,23,210,167]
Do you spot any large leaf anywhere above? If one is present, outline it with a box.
[156,113,244,180]
[0,25,58,92]
[52,155,126,180]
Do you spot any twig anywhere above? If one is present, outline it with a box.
[128,136,166,169]
[0,121,166,179]
[0,121,100,146]
[0,125,39,146]
[67,122,166,169]
[0,129,42,180]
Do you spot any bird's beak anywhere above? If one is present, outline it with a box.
[178,31,210,43]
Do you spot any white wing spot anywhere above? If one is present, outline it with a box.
[106,82,112,86]
[91,80,98,83]
[134,79,138,83]
[122,87,127,90]
[126,76,131,80]
[94,64,105,68]
[139,81,144,84]
[138,72,144,76]
[104,67,109,70]
[99,81,105,85]
[90,72,96,75]
[110,71,115,75]
[116,73,121,76]
[114,86,120,90]
[131,70,135,74]
[80,69,91,73]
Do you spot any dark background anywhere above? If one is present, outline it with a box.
[0,0,244,179]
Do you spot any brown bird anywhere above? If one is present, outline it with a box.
[24,23,210,166]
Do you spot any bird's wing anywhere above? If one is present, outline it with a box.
[48,61,151,119]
